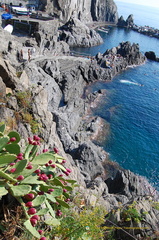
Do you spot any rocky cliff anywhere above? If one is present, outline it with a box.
[117,14,134,28]
[45,0,118,23]
[0,23,159,239]
[59,17,103,47]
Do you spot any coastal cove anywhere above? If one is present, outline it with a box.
[1,0,159,238]
[73,26,159,189]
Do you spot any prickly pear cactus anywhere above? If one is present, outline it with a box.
[0,124,76,240]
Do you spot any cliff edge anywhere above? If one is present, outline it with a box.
[45,0,118,23]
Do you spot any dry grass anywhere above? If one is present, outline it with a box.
[0,203,24,240]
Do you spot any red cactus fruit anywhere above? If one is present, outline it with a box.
[34,169,41,174]
[27,208,37,215]
[48,189,54,192]
[51,164,56,168]
[25,201,33,207]
[31,215,40,221]
[33,135,41,141]
[25,193,35,200]
[38,191,44,195]
[62,159,66,164]
[43,149,48,153]
[53,147,59,153]
[30,218,37,227]
[65,198,71,202]
[10,168,16,173]
[64,171,69,176]
[17,155,23,160]
[66,168,72,173]
[47,174,52,179]
[10,162,15,166]
[38,230,43,235]
[26,165,33,169]
[40,237,46,240]
[16,175,24,181]
[56,209,62,216]
[10,137,16,142]
[17,153,23,156]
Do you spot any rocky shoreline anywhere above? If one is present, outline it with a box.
[0,2,159,238]
[118,14,159,39]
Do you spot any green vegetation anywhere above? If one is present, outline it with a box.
[151,201,159,211]
[121,207,143,223]
[16,71,23,78]
[51,205,107,240]
[0,124,76,240]
[15,90,40,134]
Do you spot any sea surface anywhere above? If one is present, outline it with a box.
[73,3,159,189]
[115,1,159,29]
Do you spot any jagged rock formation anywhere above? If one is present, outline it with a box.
[0,22,158,238]
[106,169,156,198]
[145,51,159,62]
[59,17,103,47]
[118,14,134,28]
[105,196,159,240]
[117,15,126,27]
[126,14,134,27]
[95,41,146,81]
[0,51,158,239]
[45,0,118,23]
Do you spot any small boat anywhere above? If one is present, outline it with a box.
[11,6,30,15]
[97,27,109,33]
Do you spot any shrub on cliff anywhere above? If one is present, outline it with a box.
[0,124,76,240]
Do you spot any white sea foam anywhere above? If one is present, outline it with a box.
[120,80,140,85]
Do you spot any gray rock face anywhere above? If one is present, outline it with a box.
[91,0,118,22]
[0,58,19,89]
[105,170,158,199]
[145,51,159,62]
[117,15,126,27]
[116,41,144,65]
[105,197,159,240]
[100,41,146,70]
[46,0,118,23]
[126,14,134,28]
[0,43,159,237]
[24,42,146,186]
[118,14,134,28]
[59,17,103,47]
[0,77,6,98]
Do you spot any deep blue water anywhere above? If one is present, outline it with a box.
[73,27,159,56]
[115,1,159,29]
[74,3,159,189]
[87,61,159,188]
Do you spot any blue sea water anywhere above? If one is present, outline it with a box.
[115,1,159,29]
[74,3,159,189]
